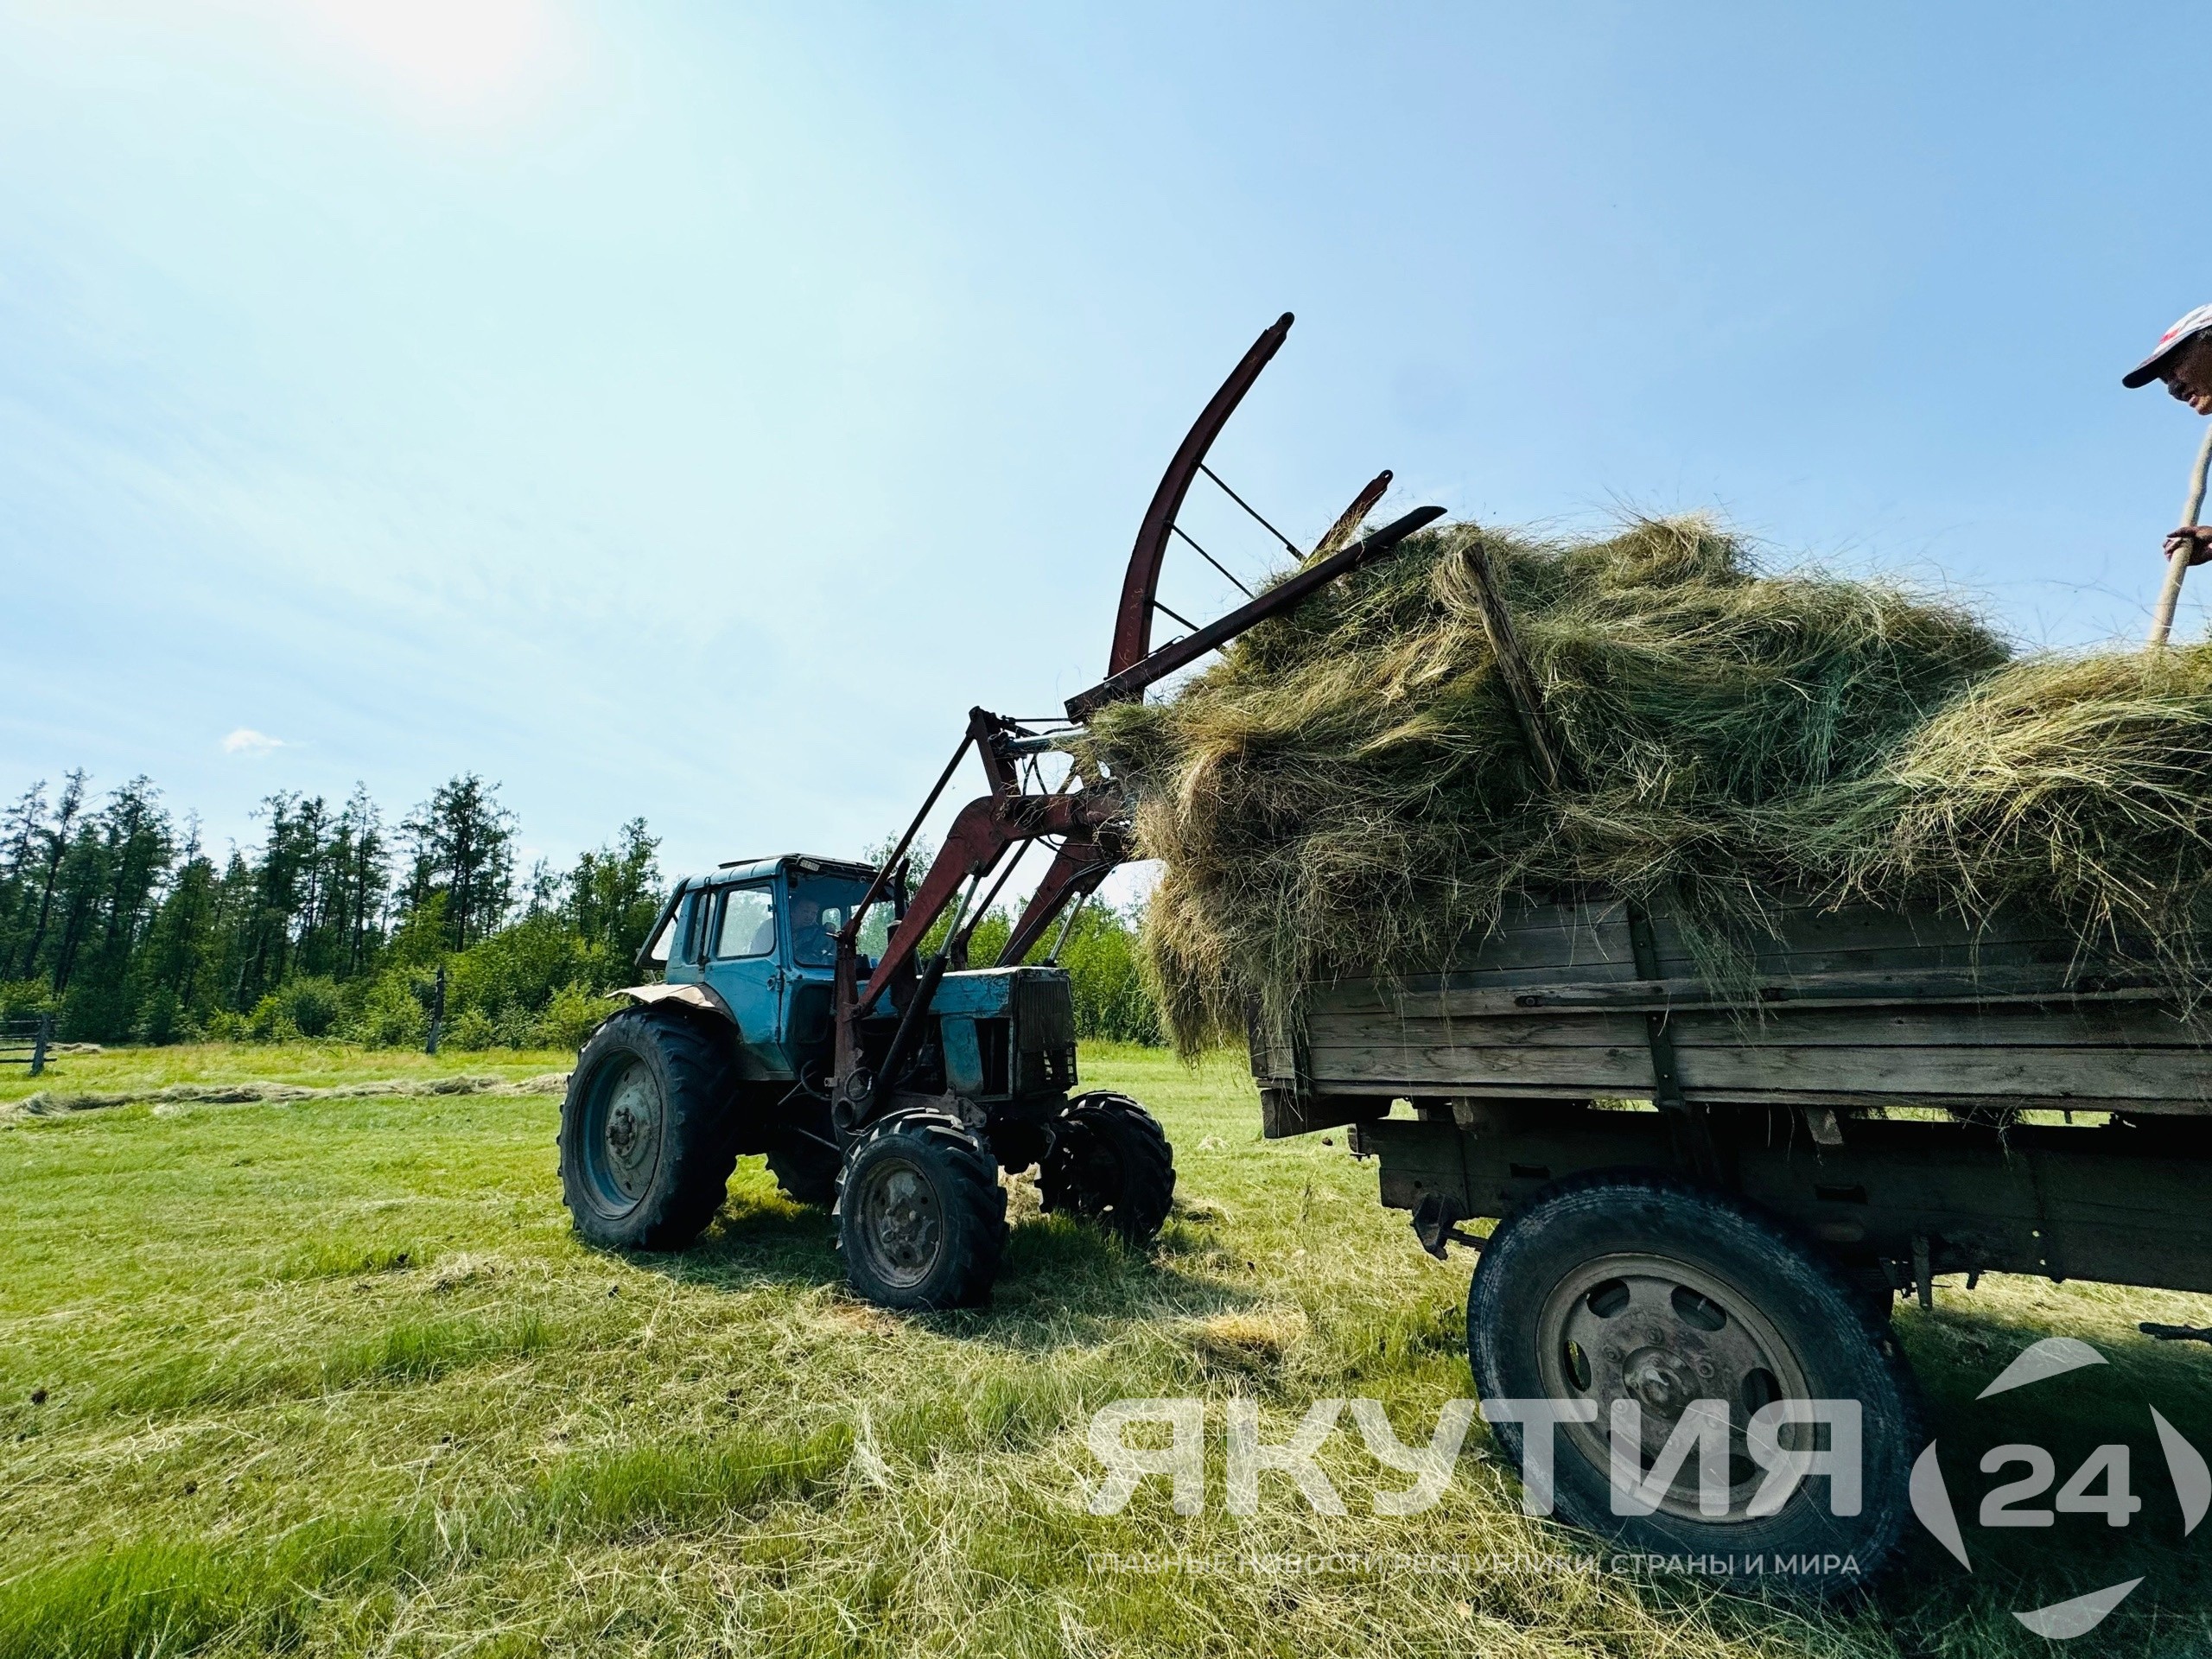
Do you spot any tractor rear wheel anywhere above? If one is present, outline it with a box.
[1039,1091,1175,1243]
[559,1007,737,1252]
[835,1110,1007,1310]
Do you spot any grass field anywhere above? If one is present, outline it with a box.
[3,1041,2211,1657]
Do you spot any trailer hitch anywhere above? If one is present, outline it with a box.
[1410,1192,1484,1261]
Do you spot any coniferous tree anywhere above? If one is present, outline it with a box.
[0,765,1160,1046]
[402,775,516,950]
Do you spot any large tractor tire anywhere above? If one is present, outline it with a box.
[1039,1090,1175,1244]
[559,1007,738,1252]
[766,1141,842,1206]
[835,1110,1007,1310]
[1466,1171,1919,1595]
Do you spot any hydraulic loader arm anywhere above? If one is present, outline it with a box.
[823,313,1446,1136]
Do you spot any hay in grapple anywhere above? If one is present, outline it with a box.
[1077,517,2212,1052]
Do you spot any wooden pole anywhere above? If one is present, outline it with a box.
[1459,535,1573,791]
[2147,423,2212,648]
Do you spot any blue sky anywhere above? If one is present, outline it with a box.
[4,2,2209,893]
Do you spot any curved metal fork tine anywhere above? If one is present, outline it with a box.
[1309,469,1394,564]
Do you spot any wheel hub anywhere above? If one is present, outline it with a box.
[856,1159,943,1287]
[1535,1251,1810,1521]
[584,1058,663,1211]
[1621,1346,1696,1414]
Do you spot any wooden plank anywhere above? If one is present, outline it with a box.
[1308,1001,2208,1060]
[1308,1008,1654,1052]
[1664,1004,2212,1051]
[1644,895,2084,950]
[1673,1043,2212,1103]
[1282,895,2212,1116]
[1634,899,2115,988]
[1309,969,2177,1023]
[1302,1034,2212,1106]
[1309,1039,1658,1091]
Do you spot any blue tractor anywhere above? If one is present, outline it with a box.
[561,842,1174,1307]
[556,315,1443,1309]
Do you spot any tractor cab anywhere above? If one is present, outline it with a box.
[642,854,1078,1108]
[650,854,885,1081]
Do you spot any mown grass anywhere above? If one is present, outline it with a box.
[0,1039,573,1106]
[1,1042,2209,1656]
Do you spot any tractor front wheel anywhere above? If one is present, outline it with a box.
[835,1111,1007,1310]
[559,1007,737,1252]
[1039,1091,1175,1244]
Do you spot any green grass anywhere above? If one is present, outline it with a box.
[0,1039,573,1105]
[2,1041,2210,1655]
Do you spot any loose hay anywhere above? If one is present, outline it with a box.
[1077,516,2212,1051]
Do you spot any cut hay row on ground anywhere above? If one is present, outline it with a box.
[1080,517,2212,1050]
[2,1042,2209,1656]
[2,1071,570,1119]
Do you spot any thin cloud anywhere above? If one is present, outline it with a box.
[221,728,288,758]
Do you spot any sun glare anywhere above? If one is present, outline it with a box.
[303,0,558,109]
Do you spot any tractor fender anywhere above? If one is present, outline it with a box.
[610,982,738,1027]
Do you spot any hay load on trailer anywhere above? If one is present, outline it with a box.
[1078,516,2212,1590]
[1083,515,2212,1052]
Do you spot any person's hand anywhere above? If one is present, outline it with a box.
[2165,525,2212,568]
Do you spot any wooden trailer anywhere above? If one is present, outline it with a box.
[1247,892,2212,1587]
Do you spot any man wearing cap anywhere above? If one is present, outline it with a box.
[2124,303,2212,565]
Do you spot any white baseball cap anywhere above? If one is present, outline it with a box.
[2124,303,2212,388]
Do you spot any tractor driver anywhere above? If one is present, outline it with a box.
[2124,302,2212,566]
[787,895,838,966]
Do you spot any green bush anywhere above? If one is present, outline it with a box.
[283,976,343,1039]
[448,914,594,1026]
[538,982,613,1051]
[246,995,301,1043]
[1060,906,1162,1045]
[0,980,54,1020]
[444,1007,497,1052]
[353,974,427,1049]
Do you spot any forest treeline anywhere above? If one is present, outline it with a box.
[0,772,1162,1050]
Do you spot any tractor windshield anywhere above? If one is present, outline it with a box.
[787,874,891,966]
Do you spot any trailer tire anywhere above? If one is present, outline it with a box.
[836,1111,1007,1310]
[766,1142,842,1206]
[1039,1091,1176,1243]
[1466,1170,1917,1595]
[560,1007,738,1252]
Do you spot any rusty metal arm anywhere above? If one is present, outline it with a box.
[853,789,1119,1014]
[1109,314,1295,677]
[1066,505,1445,719]
[997,837,1120,966]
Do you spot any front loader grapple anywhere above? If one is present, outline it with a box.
[558,314,1443,1309]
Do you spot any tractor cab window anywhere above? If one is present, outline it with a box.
[788,874,890,967]
[713,884,778,959]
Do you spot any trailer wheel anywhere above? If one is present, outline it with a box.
[1466,1171,1917,1595]
[835,1111,1007,1310]
[766,1142,841,1206]
[1039,1091,1175,1243]
[560,1007,737,1252]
